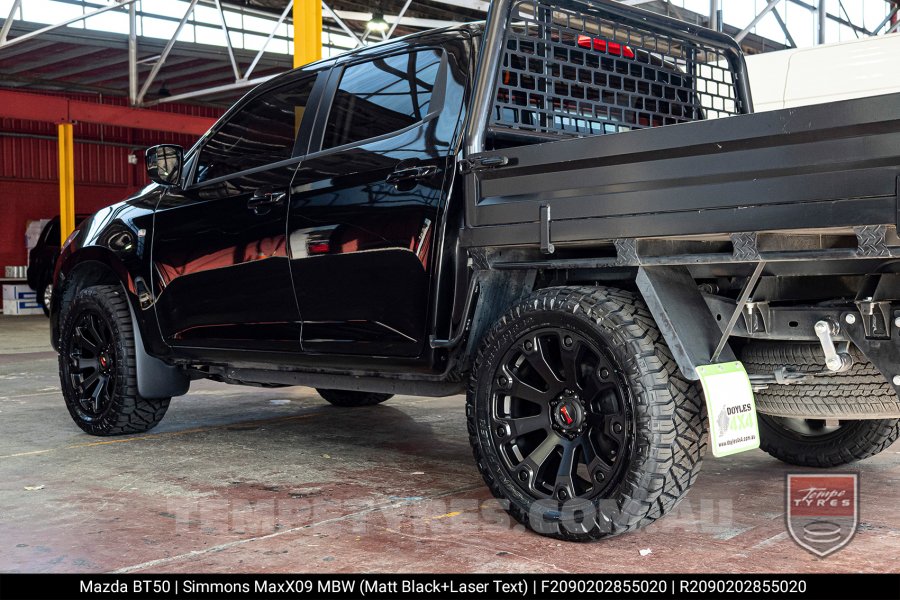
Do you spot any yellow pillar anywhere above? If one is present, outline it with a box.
[293,0,322,68]
[57,123,75,245]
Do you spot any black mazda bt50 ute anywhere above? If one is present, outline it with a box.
[50,0,900,541]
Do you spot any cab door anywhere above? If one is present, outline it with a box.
[152,70,322,353]
[287,41,468,358]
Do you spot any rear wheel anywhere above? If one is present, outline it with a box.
[758,415,900,467]
[467,286,706,542]
[316,388,393,407]
[59,285,170,435]
[742,340,900,466]
[741,341,900,418]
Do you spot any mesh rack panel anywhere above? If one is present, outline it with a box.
[491,0,744,139]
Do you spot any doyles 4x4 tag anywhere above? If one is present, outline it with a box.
[696,362,760,457]
[787,473,858,557]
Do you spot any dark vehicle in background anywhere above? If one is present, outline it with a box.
[49,0,900,541]
[27,215,87,316]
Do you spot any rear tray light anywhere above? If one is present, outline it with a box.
[577,34,635,58]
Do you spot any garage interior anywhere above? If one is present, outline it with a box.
[2,0,900,574]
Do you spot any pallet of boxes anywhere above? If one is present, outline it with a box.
[3,268,41,316]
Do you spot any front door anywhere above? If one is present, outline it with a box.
[288,43,468,357]
[152,71,320,352]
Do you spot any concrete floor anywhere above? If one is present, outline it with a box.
[1,314,898,574]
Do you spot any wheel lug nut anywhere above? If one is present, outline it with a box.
[496,426,506,438]
[599,368,609,379]
[595,471,605,482]
[524,341,533,351]
[498,376,508,387]
[563,336,573,348]
[613,423,623,434]
[518,470,528,482]
[557,488,569,500]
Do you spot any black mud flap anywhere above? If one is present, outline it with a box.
[636,266,736,381]
[126,299,190,399]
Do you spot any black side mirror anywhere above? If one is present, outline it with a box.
[145,144,184,186]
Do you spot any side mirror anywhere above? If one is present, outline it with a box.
[145,144,184,186]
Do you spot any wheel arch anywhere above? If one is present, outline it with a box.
[461,268,537,366]
[53,254,189,400]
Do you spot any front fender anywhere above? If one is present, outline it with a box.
[50,191,188,399]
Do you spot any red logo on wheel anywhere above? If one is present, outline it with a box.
[786,473,858,557]
[560,405,573,425]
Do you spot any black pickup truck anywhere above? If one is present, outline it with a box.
[51,0,900,541]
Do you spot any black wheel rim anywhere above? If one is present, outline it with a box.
[489,327,633,501]
[67,310,116,418]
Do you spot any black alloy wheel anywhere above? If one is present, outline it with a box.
[468,286,707,542]
[67,309,117,419]
[488,327,633,503]
[59,284,171,435]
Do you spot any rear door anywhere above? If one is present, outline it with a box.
[152,70,323,353]
[288,41,468,357]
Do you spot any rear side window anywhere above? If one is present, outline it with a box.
[322,50,442,150]
[195,75,316,183]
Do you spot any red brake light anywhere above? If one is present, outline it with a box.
[576,34,635,59]
[307,242,330,255]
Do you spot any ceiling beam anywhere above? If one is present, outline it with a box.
[0,89,216,134]
[424,0,489,12]
[332,10,461,29]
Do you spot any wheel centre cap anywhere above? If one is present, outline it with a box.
[551,390,585,435]
[99,354,110,370]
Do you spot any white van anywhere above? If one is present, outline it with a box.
[745,35,900,111]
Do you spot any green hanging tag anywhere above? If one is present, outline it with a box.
[696,361,760,458]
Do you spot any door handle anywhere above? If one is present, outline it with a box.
[385,165,437,185]
[247,191,286,214]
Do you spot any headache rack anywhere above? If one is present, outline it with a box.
[473,0,752,146]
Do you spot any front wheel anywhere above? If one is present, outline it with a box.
[58,285,170,435]
[467,286,707,542]
[36,282,51,317]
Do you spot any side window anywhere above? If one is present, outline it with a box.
[195,75,316,183]
[45,220,60,246]
[322,50,442,150]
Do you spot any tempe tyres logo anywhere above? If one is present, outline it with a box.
[786,473,858,557]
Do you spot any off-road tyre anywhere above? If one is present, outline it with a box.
[316,389,393,407]
[59,285,170,435]
[467,286,707,542]
[741,341,900,419]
